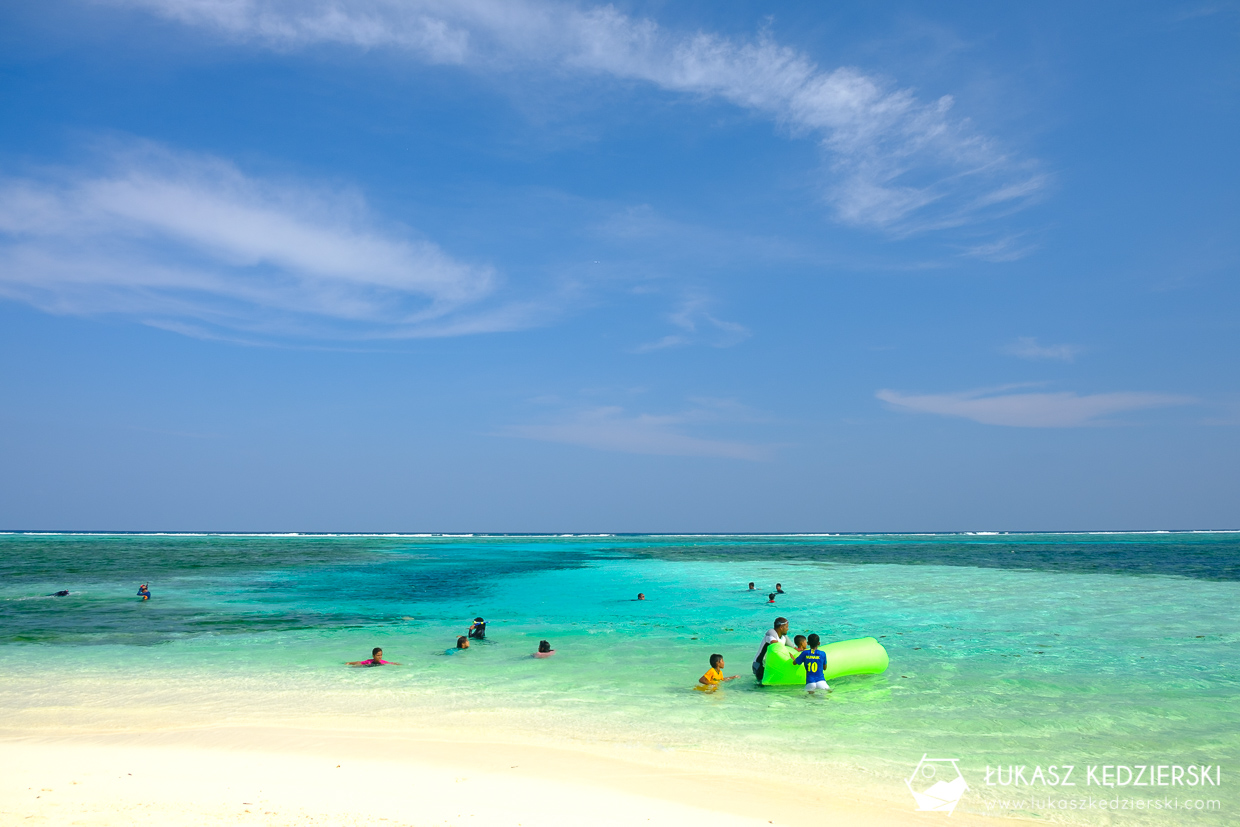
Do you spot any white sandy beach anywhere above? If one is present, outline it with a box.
[0,724,1004,826]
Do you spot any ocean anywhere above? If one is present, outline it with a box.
[2,532,1236,824]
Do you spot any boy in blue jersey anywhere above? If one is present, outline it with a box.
[794,633,829,692]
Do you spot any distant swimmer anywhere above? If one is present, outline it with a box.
[48,590,70,597]
[137,584,150,601]
[468,617,486,640]
[697,654,738,690]
[637,593,645,600]
[450,635,470,652]
[748,582,755,590]
[775,583,785,594]
[534,640,555,658]
[347,647,400,667]
[768,593,776,604]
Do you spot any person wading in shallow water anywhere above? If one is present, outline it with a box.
[752,617,790,682]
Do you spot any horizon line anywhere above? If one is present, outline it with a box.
[3,529,1238,538]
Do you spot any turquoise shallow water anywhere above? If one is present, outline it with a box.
[1,532,1237,824]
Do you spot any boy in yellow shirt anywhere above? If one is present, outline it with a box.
[697,654,739,689]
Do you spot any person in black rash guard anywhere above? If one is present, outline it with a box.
[468,617,486,639]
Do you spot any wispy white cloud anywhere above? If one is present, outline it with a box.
[959,234,1039,262]
[877,385,1194,427]
[1003,336,1080,362]
[0,142,555,340]
[109,0,1046,234]
[504,402,770,460]
[632,294,748,353]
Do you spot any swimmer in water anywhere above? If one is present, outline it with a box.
[347,647,400,667]
[637,593,645,600]
[768,593,776,604]
[748,582,755,590]
[137,584,150,600]
[456,635,469,649]
[468,617,486,639]
[775,583,785,594]
[534,640,555,658]
[48,590,70,597]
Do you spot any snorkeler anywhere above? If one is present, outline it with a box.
[347,647,400,667]
[137,584,150,600]
[467,617,486,639]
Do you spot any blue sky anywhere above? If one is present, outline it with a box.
[1,0,1237,531]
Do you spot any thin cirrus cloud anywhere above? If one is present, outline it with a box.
[0,143,550,341]
[504,404,770,460]
[632,295,749,353]
[110,0,1047,236]
[1003,336,1081,362]
[877,386,1194,428]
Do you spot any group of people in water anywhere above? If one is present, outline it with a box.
[748,581,785,605]
[695,587,828,693]
[47,583,150,599]
[347,582,828,692]
[744,615,829,691]
[347,615,558,665]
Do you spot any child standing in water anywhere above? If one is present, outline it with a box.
[697,654,738,689]
[794,634,829,692]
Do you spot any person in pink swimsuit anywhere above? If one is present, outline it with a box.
[347,647,400,666]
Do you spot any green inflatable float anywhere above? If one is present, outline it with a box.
[760,637,889,686]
